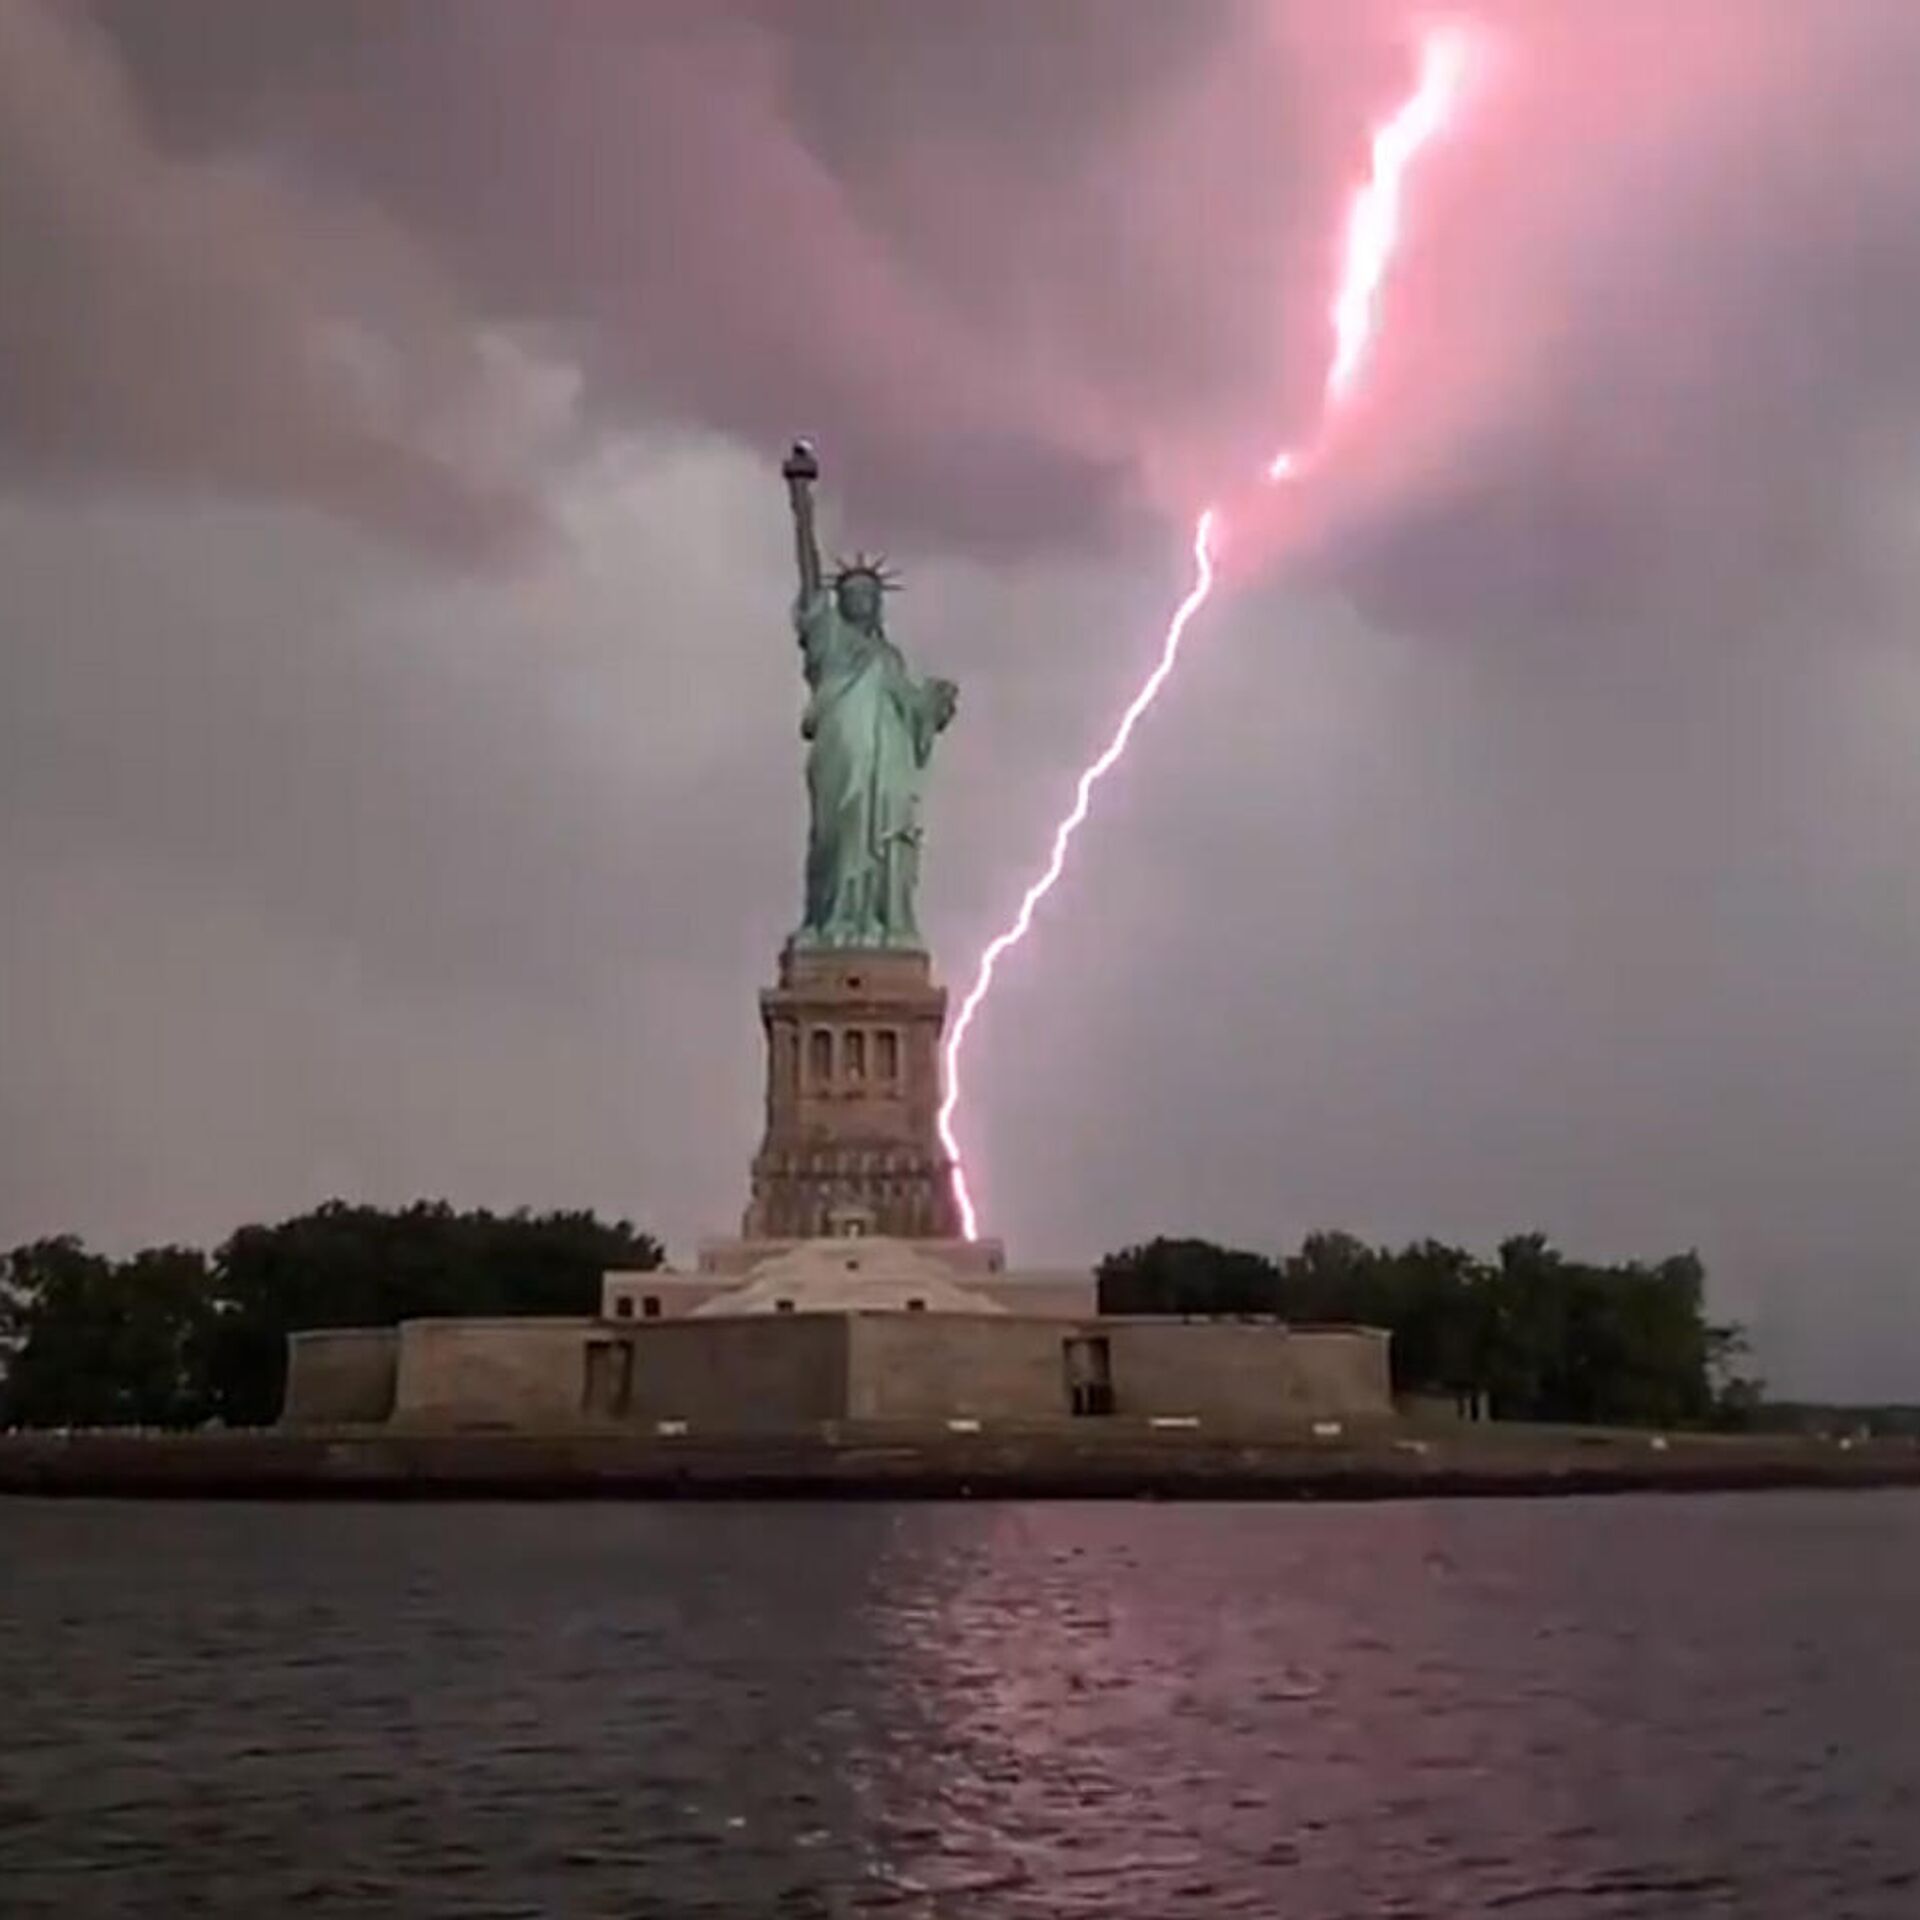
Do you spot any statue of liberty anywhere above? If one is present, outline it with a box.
[780,440,958,951]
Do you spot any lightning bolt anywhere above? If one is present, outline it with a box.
[1326,27,1472,408]
[939,25,1476,1242]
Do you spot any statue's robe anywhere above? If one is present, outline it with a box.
[793,590,944,949]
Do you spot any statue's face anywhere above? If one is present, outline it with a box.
[836,572,882,627]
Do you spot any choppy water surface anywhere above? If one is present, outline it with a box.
[3,1492,1917,1917]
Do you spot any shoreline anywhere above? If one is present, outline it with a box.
[4,1426,1919,1502]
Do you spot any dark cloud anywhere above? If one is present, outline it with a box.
[84,0,1312,551]
[0,0,537,558]
[62,0,1920,637]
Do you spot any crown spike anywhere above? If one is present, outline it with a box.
[832,550,904,592]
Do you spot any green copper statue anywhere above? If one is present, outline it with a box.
[781,439,958,951]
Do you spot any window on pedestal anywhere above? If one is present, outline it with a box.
[845,1029,866,1081]
[876,1029,899,1081]
[809,1028,832,1085]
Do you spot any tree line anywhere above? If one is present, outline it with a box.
[0,1201,662,1431]
[2,1204,1756,1433]
[1099,1231,1759,1428]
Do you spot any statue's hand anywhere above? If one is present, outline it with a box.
[929,678,959,730]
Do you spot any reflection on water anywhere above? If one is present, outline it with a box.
[4,1493,1917,1916]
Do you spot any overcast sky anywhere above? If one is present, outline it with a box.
[3,1,1918,1396]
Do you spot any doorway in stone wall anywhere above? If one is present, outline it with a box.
[1063,1334,1113,1417]
[584,1339,634,1418]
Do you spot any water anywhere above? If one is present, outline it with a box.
[3,1492,1917,1918]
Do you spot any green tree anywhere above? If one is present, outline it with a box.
[1477,1233,1573,1419]
[201,1201,664,1426]
[1097,1237,1282,1315]
[2,1202,664,1430]
[2,1238,213,1428]
[1370,1239,1486,1398]
[1097,1227,1750,1430]
[1281,1230,1384,1320]
[1282,1235,1490,1397]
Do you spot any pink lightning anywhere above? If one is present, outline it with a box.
[1327,28,1472,406]
[939,25,1477,1242]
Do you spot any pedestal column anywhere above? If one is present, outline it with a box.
[744,947,962,1240]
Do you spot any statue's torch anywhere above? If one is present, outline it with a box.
[783,437,823,602]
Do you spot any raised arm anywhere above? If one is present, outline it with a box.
[782,438,824,604]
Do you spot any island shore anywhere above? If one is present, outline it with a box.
[3,1423,1918,1502]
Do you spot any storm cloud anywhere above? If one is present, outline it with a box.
[2,1,1918,1394]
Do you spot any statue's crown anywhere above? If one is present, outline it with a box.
[833,550,902,593]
